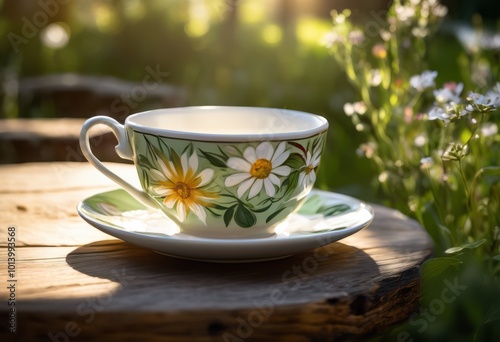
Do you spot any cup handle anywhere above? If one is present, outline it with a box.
[79,116,159,210]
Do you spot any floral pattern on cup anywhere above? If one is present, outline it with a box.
[136,132,326,229]
[225,141,291,199]
[148,149,218,225]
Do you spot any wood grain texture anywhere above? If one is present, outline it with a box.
[0,163,433,341]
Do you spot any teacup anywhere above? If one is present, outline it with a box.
[80,106,328,238]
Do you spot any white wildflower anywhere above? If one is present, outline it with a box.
[412,27,430,38]
[395,5,416,23]
[380,30,392,42]
[356,142,376,159]
[353,101,367,115]
[414,134,427,147]
[481,122,498,137]
[355,123,365,131]
[343,102,355,116]
[369,69,382,87]
[486,33,500,50]
[410,70,438,91]
[466,91,498,112]
[428,107,450,122]
[378,171,388,183]
[322,31,344,48]
[420,157,433,169]
[432,4,448,17]
[433,82,463,104]
[468,91,495,105]
[343,101,367,116]
[348,30,365,45]
[485,83,500,106]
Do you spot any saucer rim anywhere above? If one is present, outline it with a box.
[77,189,374,261]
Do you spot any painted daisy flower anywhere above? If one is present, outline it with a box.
[298,146,322,188]
[149,151,217,224]
[225,142,291,199]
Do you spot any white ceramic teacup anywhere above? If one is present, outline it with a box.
[80,106,328,238]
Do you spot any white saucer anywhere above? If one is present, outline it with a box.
[77,189,374,263]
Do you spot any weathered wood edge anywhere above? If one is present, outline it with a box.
[10,266,428,342]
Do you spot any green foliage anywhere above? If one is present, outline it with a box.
[325,0,500,339]
[325,0,500,261]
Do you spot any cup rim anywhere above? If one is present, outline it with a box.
[125,106,329,142]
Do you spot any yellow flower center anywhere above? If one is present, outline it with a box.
[174,182,191,199]
[305,164,314,174]
[250,159,272,179]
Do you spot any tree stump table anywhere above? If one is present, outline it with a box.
[0,162,433,341]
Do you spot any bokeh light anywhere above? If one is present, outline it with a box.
[185,0,210,37]
[240,0,266,24]
[124,0,146,22]
[93,3,118,33]
[40,22,70,49]
[261,24,282,45]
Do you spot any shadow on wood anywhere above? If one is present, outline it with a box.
[15,239,385,341]
[63,239,381,312]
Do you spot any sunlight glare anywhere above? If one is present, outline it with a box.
[296,17,331,46]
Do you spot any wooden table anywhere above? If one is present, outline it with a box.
[0,162,433,341]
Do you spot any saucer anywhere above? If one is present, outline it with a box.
[77,189,374,263]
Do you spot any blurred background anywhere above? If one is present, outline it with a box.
[0,0,499,199]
